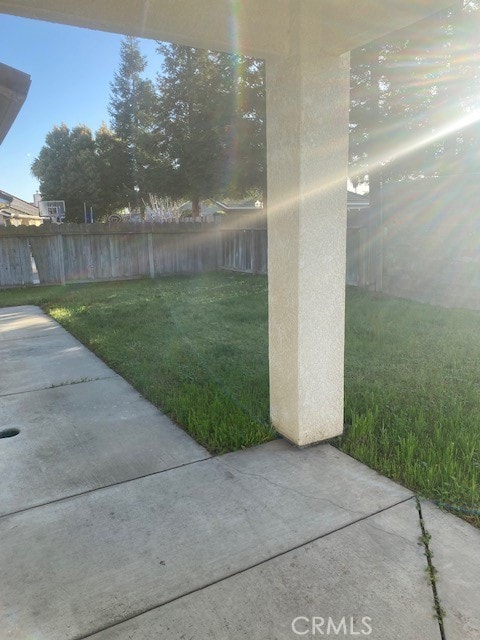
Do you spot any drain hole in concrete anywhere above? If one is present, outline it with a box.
[0,428,20,439]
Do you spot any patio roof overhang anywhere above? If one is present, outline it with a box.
[0,0,453,58]
[0,62,31,145]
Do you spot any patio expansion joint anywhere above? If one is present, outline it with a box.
[0,374,119,398]
[72,494,416,640]
[415,497,447,640]
[0,454,213,520]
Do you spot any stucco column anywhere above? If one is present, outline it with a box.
[266,18,350,446]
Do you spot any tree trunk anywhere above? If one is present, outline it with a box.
[192,195,201,220]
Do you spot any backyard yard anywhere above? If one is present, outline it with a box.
[1,272,478,526]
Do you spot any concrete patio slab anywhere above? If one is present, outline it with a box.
[0,376,210,516]
[0,305,62,341]
[0,330,116,395]
[89,500,439,640]
[2,304,473,640]
[0,441,411,640]
[421,500,480,640]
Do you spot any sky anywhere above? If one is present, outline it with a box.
[0,14,163,202]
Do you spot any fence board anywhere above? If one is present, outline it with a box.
[62,234,89,281]
[29,235,61,284]
[219,229,267,274]
[0,237,33,286]
[345,212,376,287]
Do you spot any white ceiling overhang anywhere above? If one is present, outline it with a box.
[0,1,454,58]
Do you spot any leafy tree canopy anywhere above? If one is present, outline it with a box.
[31,124,100,222]
[155,43,266,216]
[108,36,158,208]
[349,0,480,189]
[32,37,267,222]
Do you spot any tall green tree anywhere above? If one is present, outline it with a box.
[109,36,157,209]
[31,123,71,199]
[348,1,480,290]
[155,44,266,217]
[31,124,100,222]
[228,56,266,198]
[95,123,132,215]
[349,0,480,187]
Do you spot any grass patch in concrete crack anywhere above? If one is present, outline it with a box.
[416,497,447,639]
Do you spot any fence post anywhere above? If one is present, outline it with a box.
[358,228,367,287]
[147,232,155,278]
[252,229,263,275]
[56,230,66,285]
[215,221,223,270]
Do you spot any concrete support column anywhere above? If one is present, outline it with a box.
[266,15,350,446]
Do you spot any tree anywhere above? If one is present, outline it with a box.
[31,39,267,223]
[348,2,480,290]
[31,124,100,222]
[108,36,157,209]
[31,123,71,199]
[155,44,266,217]
[349,1,480,187]
[95,123,132,216]
[228,56,266,198]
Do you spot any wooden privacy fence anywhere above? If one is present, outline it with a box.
[0,214,376,288]
[219,228,267,274]
[346,209,377,287]
[0,223,218,287]
[219,213,377,283]
[0,233,34,287]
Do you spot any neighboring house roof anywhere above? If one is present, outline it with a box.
[0,62,31,145]
[218,194,370,211]
[214,200,261,211]
[0,189,43,224]
[179,194,370,216]
[179,201,222,216]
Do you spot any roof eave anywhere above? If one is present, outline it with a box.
[0,63,31,145]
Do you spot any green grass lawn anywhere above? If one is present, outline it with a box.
[1,273,479,525]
